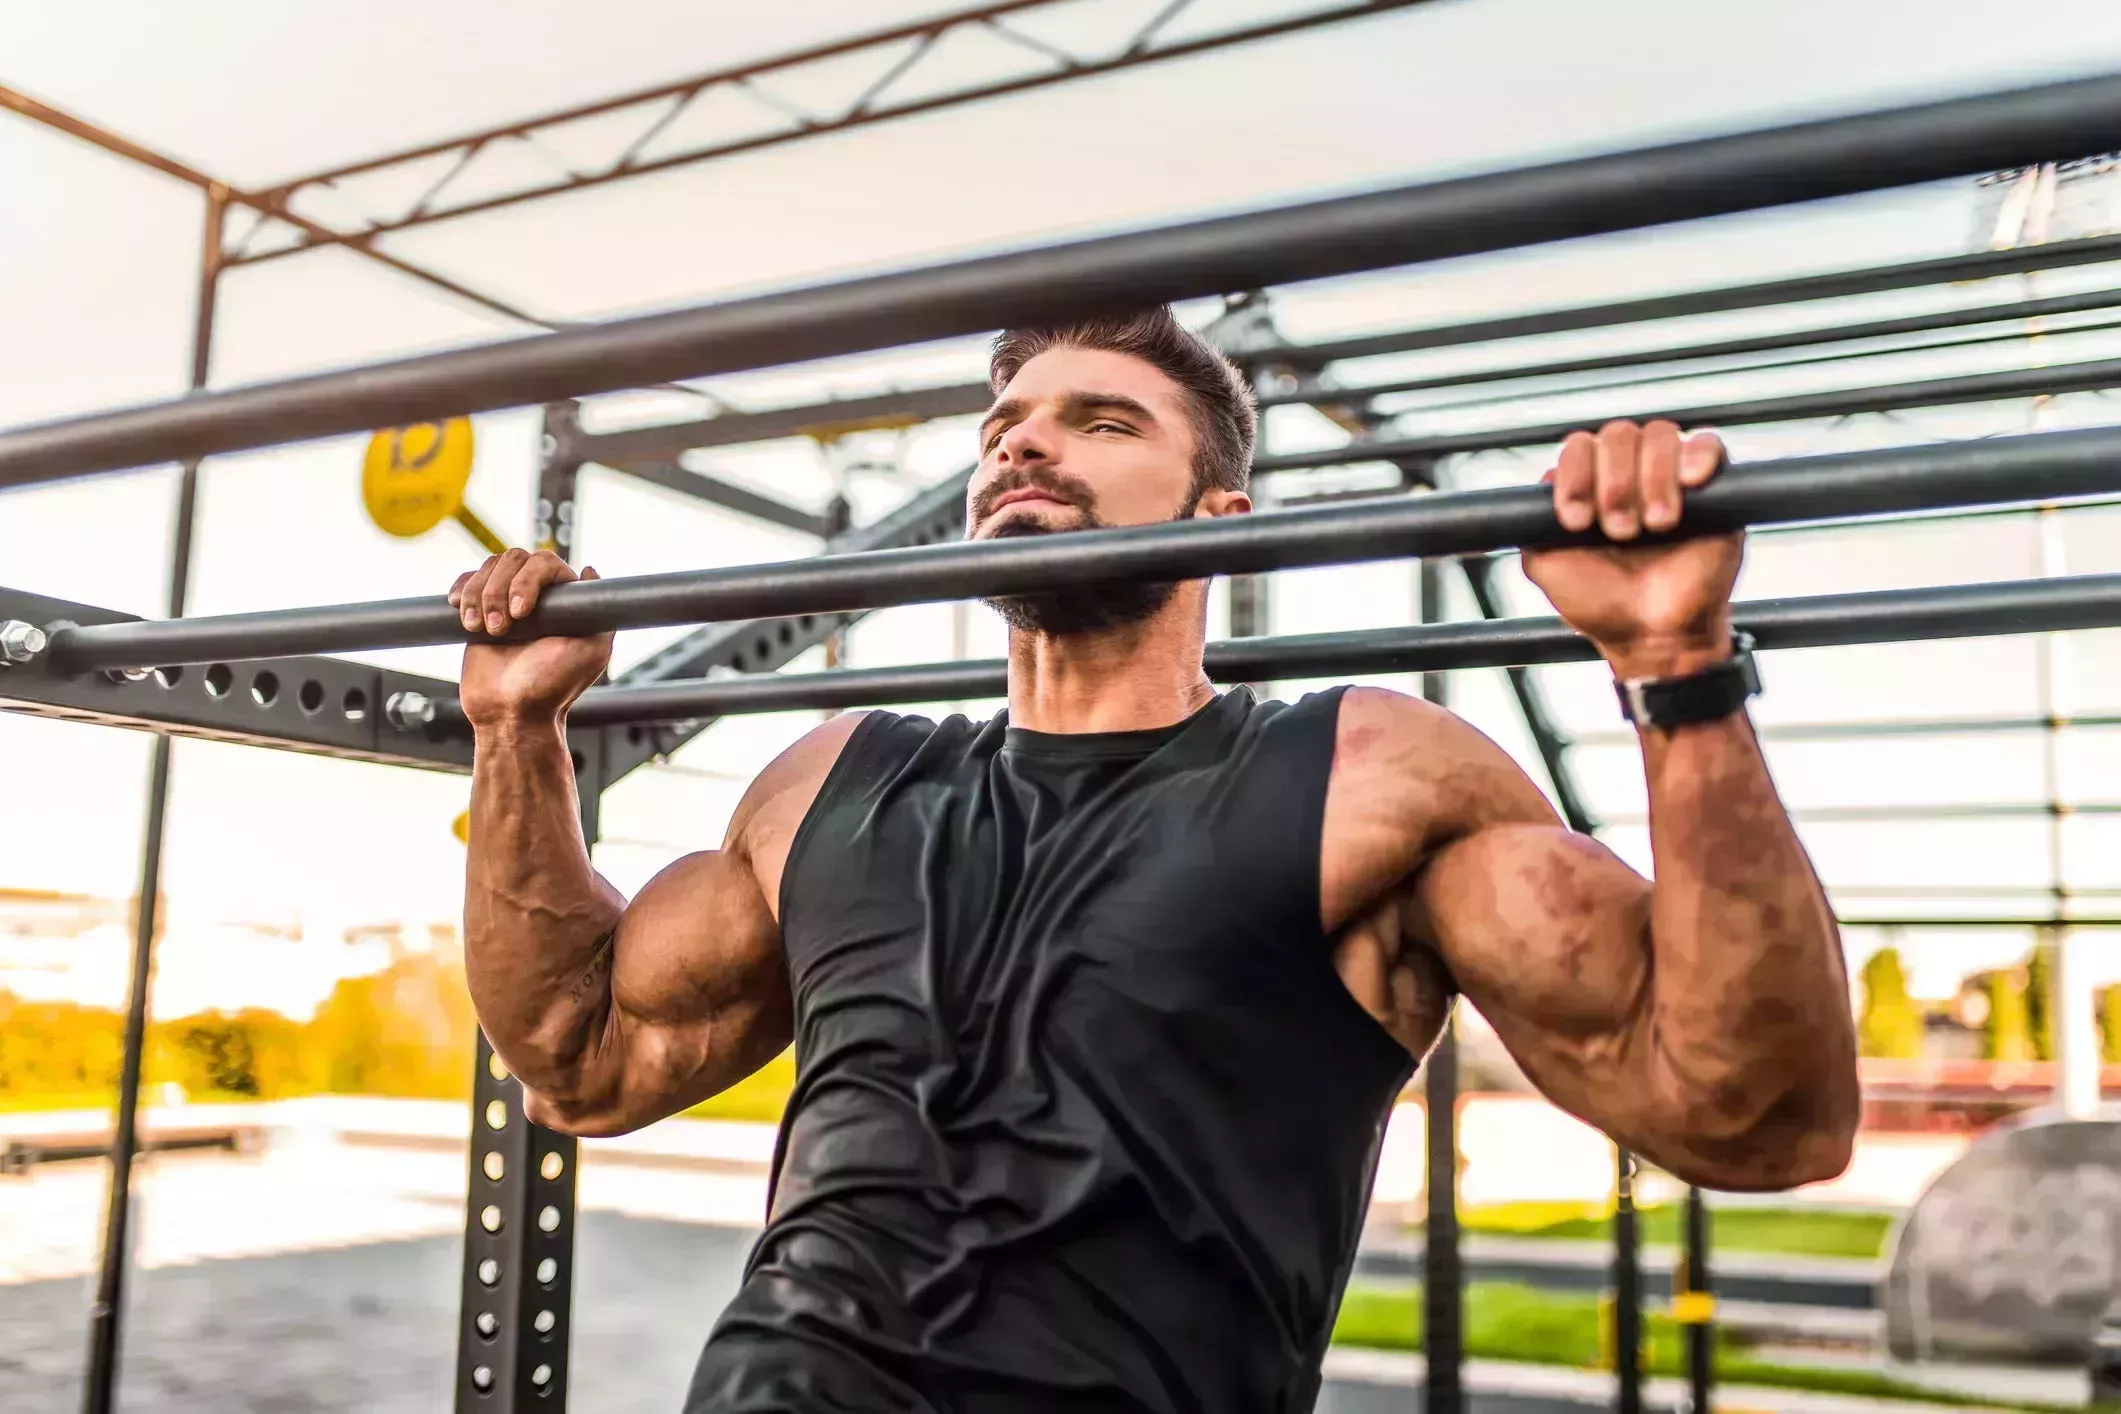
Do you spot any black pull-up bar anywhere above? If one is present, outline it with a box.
[3,71,2121,486]
[553,571,2121,726]
[36,423,2121,671]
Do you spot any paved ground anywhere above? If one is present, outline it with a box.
[1,1212,754,1413]
[5,1214,1476,1413]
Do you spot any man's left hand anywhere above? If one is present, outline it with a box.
[1521,418,1742,679]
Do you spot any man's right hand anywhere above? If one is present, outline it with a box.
[450,548,614,730]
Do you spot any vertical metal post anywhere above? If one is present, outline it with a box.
[1680,1186,1713,1414]
[1227,573,1268,639]
[456,1035,580,1411]
[1418,554,1462,1414]
[82,185,226,1414]
[534,401,584,558]
[1612,1152,1643,1414]
[453,446,592,1411]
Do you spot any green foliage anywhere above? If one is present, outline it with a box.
[305,953,477,1100]
[1447,1201,1890,1260]
[1857,947,1924,1060]
[0,954,482,1107]
[1333,1282,2069,1410]
[2026,941,2055,1062]
[152,1009,311,1097]
[1985,968,2036,1062]
[0,994,125,1099]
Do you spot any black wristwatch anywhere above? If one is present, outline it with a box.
[1613,631,1761,731]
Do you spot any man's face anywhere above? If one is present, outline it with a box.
[967,347,1246,635]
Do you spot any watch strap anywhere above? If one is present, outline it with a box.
[1614,632,1761,730]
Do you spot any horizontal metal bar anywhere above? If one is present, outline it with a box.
[1299,295,2121,414]
[596,469,973,783]
[1575,711,2121,747]
[1605,800,2121,826]
[44,426,2121,670]
[1253,355,2121,473]
[0,587,473,771]
[1830,884,2121,898]
[578,384,992,464]
[583,286,2121,466]
[1272,230,2121,368]
[10,72,2121,485]
[546,570,2121,724]
[595,460,837,537]
[1837,917,2121,929]
[237,1,1437,260]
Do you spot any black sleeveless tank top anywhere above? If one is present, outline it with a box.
[686,687,1416,1413]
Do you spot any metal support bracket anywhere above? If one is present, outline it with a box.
[456,1034,580,1412]
[599,467,971,783]
[0,586,474,772]
[597,460,840,538]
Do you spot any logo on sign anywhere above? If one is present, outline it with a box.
[362,419,476,538]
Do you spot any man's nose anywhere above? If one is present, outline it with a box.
[995,412,1056,464]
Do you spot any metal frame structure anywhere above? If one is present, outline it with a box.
[226,0,1443,266]
[7,47,2121,1414]
[14,72,2121,483]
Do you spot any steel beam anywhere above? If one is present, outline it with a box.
[568,283,2121,467]
[596,460,838,538]
[1278,230,2121,367]
[0,587,473,772]
[1457,554,1598,835]
[41,426,2121,669]
[1287,294,2121,412]
[578,385,993,464]
[456,1038,579,1411]
[1572,711,2121,747]
[596,466,970,783]
[1252,355,2121,475]
[234,0,1440,262]
[11,72,2121,484]
[535,571,2121,725]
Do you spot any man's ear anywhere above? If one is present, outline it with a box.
[1196,489,1252,518]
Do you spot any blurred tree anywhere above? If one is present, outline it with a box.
[2026,940,2055,1062]
[1857,948,1924,1060]
[1984,968,2036,1063]
[151,1010,311,1098]
[306,953,477,1098]
[0,993,122,1100]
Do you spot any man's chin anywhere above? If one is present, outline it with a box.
[978,505,1094,540]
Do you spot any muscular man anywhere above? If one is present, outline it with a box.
[454,307,1859,1413]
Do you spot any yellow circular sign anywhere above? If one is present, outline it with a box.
[452,810,472,845]
[362,419,475,538]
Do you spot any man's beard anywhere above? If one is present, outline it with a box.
[974,476,1200,637]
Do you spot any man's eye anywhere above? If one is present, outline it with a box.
[1088,421,1128,435]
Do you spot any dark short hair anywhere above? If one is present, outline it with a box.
[988,307,1257,496]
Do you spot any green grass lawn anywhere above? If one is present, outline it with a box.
[1333,1282,2065,1411]
[1445,1199,1892,1260]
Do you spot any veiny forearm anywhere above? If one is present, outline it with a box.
[463,717,626,1102]
[1636,713,1859,1184]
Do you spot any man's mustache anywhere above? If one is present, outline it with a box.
[969,468,1097,525]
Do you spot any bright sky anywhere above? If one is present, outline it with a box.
[5,0,2121,1014]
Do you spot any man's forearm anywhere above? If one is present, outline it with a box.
[464,716,626,1099]
[1635,697,1858,1175]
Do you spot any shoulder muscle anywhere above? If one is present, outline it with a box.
[1321,686,1555,929]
